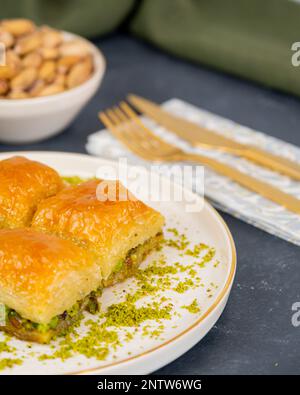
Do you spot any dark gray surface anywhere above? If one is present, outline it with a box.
[2,34,300,375]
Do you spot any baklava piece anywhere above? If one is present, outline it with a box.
[32,179,165,286]
[0,228,102,343]
[0,156,63,228]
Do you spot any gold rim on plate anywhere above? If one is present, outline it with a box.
[73,204,237,375]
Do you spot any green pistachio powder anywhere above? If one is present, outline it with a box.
[0,177,220,371]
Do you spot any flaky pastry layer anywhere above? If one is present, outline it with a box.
[0,156,63,228]
[32,179,165,279]
[0,228,101,324]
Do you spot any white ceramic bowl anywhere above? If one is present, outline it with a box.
[0,32,106,144]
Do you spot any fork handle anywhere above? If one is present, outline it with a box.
[185,153,300,215]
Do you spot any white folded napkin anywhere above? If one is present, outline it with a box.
[86,98,300,246]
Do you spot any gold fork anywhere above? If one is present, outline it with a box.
[99,102,300,215]
[128,94,300,181]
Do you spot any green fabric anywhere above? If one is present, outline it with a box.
[0,0,134,37]
[130,0,300,97]
[1,0,300,96]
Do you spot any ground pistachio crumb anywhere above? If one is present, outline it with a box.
[31,232,217,365]
[0,358,22,371]
[0,341,14,353]
[214,260,220,268]
[185,243,209,257]
[104,302,173,327]
[197,247,216,268]
[173,279,194,293]
[62,176,88,185]
[182,299,201,314]
[167,227,179,237]
[39,324,118,362]
[142,323,165,339]
[164,229,190,250]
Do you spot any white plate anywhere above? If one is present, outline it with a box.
[0,151,236,375]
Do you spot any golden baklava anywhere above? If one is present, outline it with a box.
[0,156,63,228]
[0,156,165,344]
[32,179,165,286]
[0,228,101,343]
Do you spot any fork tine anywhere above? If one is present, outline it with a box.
[113,106,128,123]
[120,101,176,150]
[120,101,154,138]
[104,103,157,154]
[114,104,160,153]
[99,109,155,160]
[107,108,124,127]
[111,106,157,155]
[119,101,140,123]
[99,102,181,162]
[113,106,149,144]
[99,111,131,147]
[98,111,116,129]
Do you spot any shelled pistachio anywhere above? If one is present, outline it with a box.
[0,18,94,99]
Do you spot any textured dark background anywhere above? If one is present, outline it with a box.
[2,34,300,374]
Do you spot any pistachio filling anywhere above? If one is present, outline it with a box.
[103,232,163,287]
[0,233,163,343]
[62,176,89,186]
[0,289,102,343]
